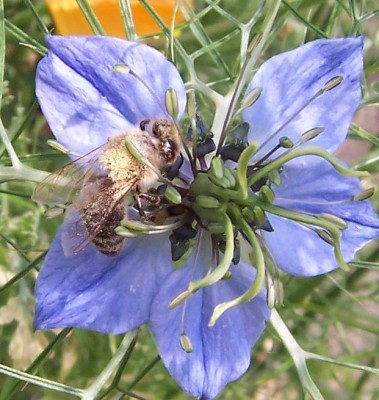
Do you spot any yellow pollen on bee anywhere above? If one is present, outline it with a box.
[99,135,146,182]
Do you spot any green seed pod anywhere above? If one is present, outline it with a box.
[268,169,281,186]
[208,173,232,189]
[207,221,226,234]
[210,156,225,179]
[195,195,221,209]
[224,167,237,188]
[252,206,265,226]
[259,185,275,203]
[165,186,182,205]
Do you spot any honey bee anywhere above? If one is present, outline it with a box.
[33,119,181,256]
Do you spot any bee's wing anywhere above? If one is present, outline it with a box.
[32,145,104,207]
[61,178,138,256]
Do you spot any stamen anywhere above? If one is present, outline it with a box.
[165,88,179,119]
[180,334,193,353]
[46,139,71,155]
[113,64,169,119]
[353,187,375,201]
[255,76,344,154]
[240,87,263,109]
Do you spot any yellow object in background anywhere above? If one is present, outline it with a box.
[45,0,188,37]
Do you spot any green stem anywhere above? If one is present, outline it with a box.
[0,0,4,111]
[118,0,137,40]
[270,309,324,400]
[82,330,138,400]
[216,0,282,153]
[0,363,84,397]
[75,0,105,35]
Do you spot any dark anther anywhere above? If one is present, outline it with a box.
[220,122,249,162]
[193,138,216,158]
[155,184,167,197]
[220,143,246,162]
[173,224,197,240]
[251,215,274,232]
[166,153,184,180]
[249,176,269,192]
[187,115,209,140]
[170,234,190,261]
[188,115,216,158]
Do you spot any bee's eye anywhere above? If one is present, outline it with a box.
[152,123,160,137]
[140,119,150,131]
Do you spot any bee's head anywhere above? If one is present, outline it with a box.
[140,118,181,166]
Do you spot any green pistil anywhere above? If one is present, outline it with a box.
[181,142,355,321]
[209,206,266,326]
[248,145,369,188]
[260,203,349,271]
[170,214,235,309]
[236,140,258,199]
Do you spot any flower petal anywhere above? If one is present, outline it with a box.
[243,37,363,159]
[36,35,187,154]
[263,214,341,276]
[262,157,379,276]
[150,237,270,399]
[34,216,173,334]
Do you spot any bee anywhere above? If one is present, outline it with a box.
[33,119,181,256]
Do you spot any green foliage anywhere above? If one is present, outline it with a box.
[0,0,378,399]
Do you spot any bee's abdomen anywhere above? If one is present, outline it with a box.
[81,190,125,256]
[91,205,125,256]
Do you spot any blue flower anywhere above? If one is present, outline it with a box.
[34,35,378,400]
[242,37,379,276]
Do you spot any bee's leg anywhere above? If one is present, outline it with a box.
[139,192,161,205]
[133,191,161,216]
[133,190,145,216]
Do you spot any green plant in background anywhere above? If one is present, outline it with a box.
[0,1,379,399]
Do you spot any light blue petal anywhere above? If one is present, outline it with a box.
[150,236,270,399]
[263,157,379,276]
[243,37,363,160]
[34,217,173,334]
[274,156,379,228]
[36,35,187,155]
[263,214,341,276]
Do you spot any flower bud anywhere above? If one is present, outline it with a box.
[165,186,182,205]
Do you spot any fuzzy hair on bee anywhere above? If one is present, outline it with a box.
[32,119,181,256]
